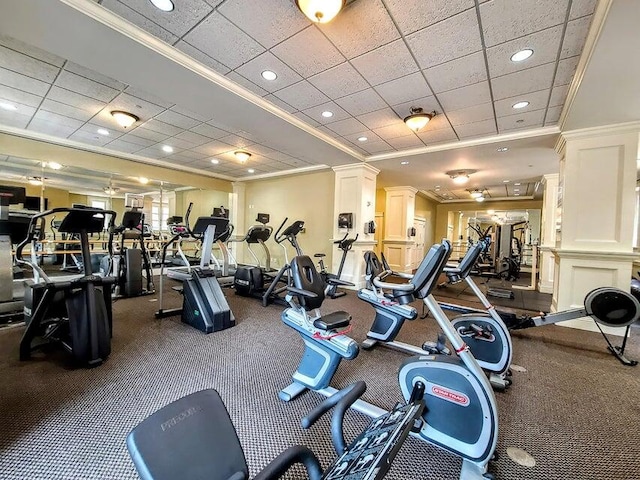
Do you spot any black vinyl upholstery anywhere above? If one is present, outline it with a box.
[444,240,484,277]
[364,251,384,279]
[410,241,452,299]
[313,311,351,330]
[290,256,325,310]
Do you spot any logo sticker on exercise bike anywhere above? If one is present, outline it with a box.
[430,385,470,406]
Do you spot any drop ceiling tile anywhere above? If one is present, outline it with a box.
[176,149,209,160]
[218,0,308,49]
[315,125,339,138]
[291,111,320,127]
[479,0,569,47]
[77,122,124,140]
[570,0,597,20]
[384,0,475,36]
[0,34,65,67]
[225,71,270,97]
[115,0,212,37]
[218,134,253,149]
[272,81,329,111]
[0,67,50,97]
[357,108,402,130]
[326,118,367,136]
[423,51,487,94]
[140,118,183,136]
[447,102,494,126]
[418,124,458,146]
[561,16,592,59]
[110,92,167,119]
[0,45,60,83]
[308,62,369,99]
[105,139,146,154]
[63,62,127,91]
[173,130,211,146]
[491,63,555,100]
[498,109,545,131]
[235,51,302,93]
[28,118,79,137]
[136,144,183,158]
[174,41,231,74]
[0,110,31,129]
[351,39,419,86]
[0,85,42,108]
[264,94,297,113]
[118,133,157,147]
[549,84,569,107]
[406,9,482,69]
[154,109,201,129]
[361,140,394,154]
[169,105,209,122]
[100,0,179,45]
[54,70,119,103]
[318,0,400,59]
[545,105,563,124]
[183,12,265,70]
[335,88,387,116]
[165,137,202,150]
[374,72,433,107]
[373,121,414,140]
[385,134,425,150]
[486,25,564,78]
[391,96,441,122]
[303,102,351,124]
[271,26,345,78]
[343,131,382,144]
[67,130,113,146]
[32,110,84,129]
[40,98,102,122]
[438,81,492,112]
[454,118,497,138]
[190,123,229,139]
[122,87,173,108]
[128,126,169,143]
[554,56,580,86]
[162,153,201,164]
[494,89,550,117]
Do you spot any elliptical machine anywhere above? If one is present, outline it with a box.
[279,241,499,480]
[315,233,358,299]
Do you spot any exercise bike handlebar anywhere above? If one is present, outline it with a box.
[326,277,355,287]
[286,286,318,298]
[301,381,367,455]
[253,445,322,480]
[373,270,415,292]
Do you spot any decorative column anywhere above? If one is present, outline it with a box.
[383,186,417,274]
[538,173,559,294]
[230,181,246,264]
[331,163,380,289]
[552,123,640,334]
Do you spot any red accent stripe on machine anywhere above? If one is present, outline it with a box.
[455,343,468,354]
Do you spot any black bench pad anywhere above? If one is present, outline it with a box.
[313,311,351,330]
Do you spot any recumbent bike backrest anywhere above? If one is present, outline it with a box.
[410,241,452,299]
[290,255,325,310]
[364,251,384,282]
[455,240,485,278]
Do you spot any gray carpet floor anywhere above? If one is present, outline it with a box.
[1,281,639,480]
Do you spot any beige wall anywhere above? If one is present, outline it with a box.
[435,199,543,242]
[415,193,438,247]
[244,170,334,269]
[175,189,230,221]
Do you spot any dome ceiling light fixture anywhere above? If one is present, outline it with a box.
[111,110,139,128]
[470,189,483,198]
[28,177,44,186]
[104,186,120,195]
[404,107,436,132]
[446,169,476,185]
[45,161,63,170]
[234,150,252,163]
[295,0,346,23]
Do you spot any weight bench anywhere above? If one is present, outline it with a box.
[127,381,425,480]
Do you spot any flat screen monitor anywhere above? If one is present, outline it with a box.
[24,196,47,211]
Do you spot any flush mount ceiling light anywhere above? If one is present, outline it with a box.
[149,0,174,12]
[470,190,483,198]
[211,159,220,164]
[511,49,534,62]
[0,101,17,111]
[261,70,277,81]
[446,169,475,185]
[295,0,345,23]
[104,187,120,195]
[97,128,109,136]
[512,101,530,109]
[111,110,139,128]
[28,177,44,186]
[357,136,368,142]
[404,107,436,132]
[162,145,174,153]
[234,150,251,163]
[476,196,485,203]
[46,161,63,170]
[139,177,149,185]
[321,111,334,118]
[497,147,509,152]
[400,161,410,165]
[503,179,510,183]
[247,169,255,173]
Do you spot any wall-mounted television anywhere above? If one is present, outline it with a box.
[24,196,47,211]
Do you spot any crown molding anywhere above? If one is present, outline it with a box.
[439,195,536,204]
[246,164,331,181]
[384,186,419,194]
[332,163,381,175]
[561,120,640,141]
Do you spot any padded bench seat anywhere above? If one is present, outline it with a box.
[313,311,351,330]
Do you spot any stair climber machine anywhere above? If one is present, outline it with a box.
[16,207,117,367]
[104,209,155,298]
[234,217,304,307]
[127,380,427,480]
[315,233,359,299]
[279,242,499,480]
[358,248,513,391]
[156,214,235,334]
[440,239,640,367]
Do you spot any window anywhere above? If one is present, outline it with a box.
[151,202,169,231]
[91,200,106,210]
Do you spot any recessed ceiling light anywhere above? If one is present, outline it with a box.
[139,177,149,185]
[357,136,368,142]
[149,0,174,12]
[511,49,534,62]
[400,161,410,165]
[111,110,139,128]
[514,193,521,196]
[211,159,220,164]
[247,168,255,173]
[97,128,109,136]
[497,147,508,152]
[321,111,333,118]
[47,162,63,170]
[514,182,521,186]
[514,189,520,192]
[0,102,17,111]
[162,145,174,153]
[503,180,510,183]
[261,70,277,81]
[512,101,529,109]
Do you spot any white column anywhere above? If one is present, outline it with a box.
[552,123,640,334]
[230,182,246,264]
[331,163,380,289]
[538,173,559,294]
[383,186,417,274]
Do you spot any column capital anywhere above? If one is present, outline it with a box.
[383,186,418,194]
[332,162,380,176]
[542,173,559,184]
